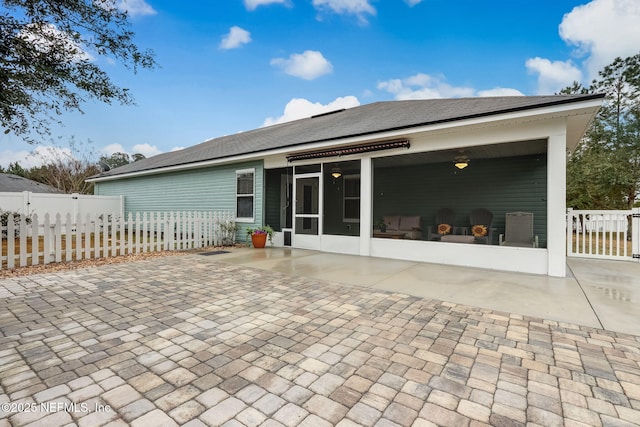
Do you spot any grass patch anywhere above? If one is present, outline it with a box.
[570,231,632,257]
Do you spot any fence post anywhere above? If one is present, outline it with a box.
[633,207,640,262]
[22,191,30,216]
[72,193,80,219]
[566,208,572,257]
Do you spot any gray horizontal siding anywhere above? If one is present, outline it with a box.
[94,161,264,240]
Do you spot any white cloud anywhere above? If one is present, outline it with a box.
[378,73,474,99]
[131,143,162,157]
[525,57,582,95]
[312,0,376,24]
[404,0,423,6]
[1,145,92,169]
[559,0,640,78]
[477,87,526,97]
[1,149,35,168]
[100,142,161,158]
[19,23,93,62]
[263,96,360,126]
[244,0,288,11]
[378,73,524,99]
[100,143,126,156]
[117,0,156,17]
[219,26,251,50]
[271,50,333,80]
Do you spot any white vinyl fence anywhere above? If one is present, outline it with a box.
[1,211,236,270]
[567,208,639,261]
[0,191,123,219]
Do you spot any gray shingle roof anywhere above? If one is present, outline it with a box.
[96,95,603,178]
[0,174,63,193]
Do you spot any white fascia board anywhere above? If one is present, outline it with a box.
[87,152,264,183]
[89,98,602,182]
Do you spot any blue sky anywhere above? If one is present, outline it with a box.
[1,0,639,168]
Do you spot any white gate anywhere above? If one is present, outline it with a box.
[567,208,639,261]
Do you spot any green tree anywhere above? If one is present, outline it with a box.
[99,151,145,169]
[1,161,28,177]
[565,52,640,209]
[0,0,157,143]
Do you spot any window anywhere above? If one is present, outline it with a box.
[343,174,360,223]
[236,169,254,222]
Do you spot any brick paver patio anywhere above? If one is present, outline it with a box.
[1,254,639,426]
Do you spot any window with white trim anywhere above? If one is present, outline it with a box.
[236,169,255,222]
[343,174,360,223]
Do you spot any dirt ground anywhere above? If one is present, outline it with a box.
[0,245,240,279]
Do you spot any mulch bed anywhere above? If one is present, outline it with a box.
[0,245,242,279]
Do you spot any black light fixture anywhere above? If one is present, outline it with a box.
[331,166,342,179]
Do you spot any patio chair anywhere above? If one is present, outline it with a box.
[469,208,494,244]
[427,208,455,241]
[499,212,539,248]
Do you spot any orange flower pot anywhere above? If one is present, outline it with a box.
[251,233,267,248]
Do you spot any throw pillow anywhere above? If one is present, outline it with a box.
[471,224,487,237]
[437,223,451,235]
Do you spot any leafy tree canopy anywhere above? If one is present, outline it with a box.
[0,0,156,143]
[564,52,640,210]
[99,151,145,169]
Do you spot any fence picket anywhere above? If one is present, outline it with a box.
[43,214,51,264]
[1,210,234,270]
[19,214,27,266]
[633,208,640,261]
[94,215,101,259]
[54,214,62,263]
[167,212,175,251]
[84,214,92,260]
[75,213,82,262]
[65,213,72,262]
[31,213,39,266]
[7,214,15,269]
[127,212,133,255]
[567,209,633,261]
[135,212,141,254]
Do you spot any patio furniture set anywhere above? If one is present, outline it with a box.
[374,209,538,247]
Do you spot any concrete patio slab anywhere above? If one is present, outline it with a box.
[568,258,640,335]
[1,251,639,426]
[214,248,639,336]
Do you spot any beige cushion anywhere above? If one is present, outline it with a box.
[399,215,421,230]
[384,215,401,231]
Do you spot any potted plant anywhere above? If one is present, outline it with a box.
[246,225,274,248]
